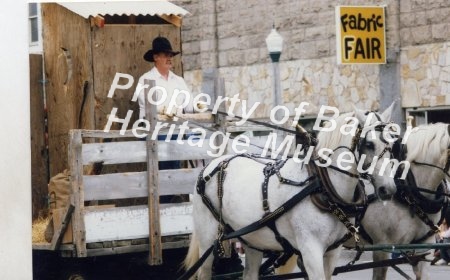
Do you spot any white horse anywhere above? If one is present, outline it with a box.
[182,108,396,280]
[361,123,450,280]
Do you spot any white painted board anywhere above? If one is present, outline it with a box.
[84,204,193,243]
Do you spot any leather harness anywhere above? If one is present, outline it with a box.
[196,122,392,258]
[178,116,395,280]
[354,137,450,246]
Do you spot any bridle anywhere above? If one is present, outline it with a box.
[321,115,394,184]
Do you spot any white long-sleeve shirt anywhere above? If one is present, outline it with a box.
[137,67,194,119]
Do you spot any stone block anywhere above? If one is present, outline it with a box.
[299,41,317,59]
[432,24,450,41]
[218,36,238,51]
[411,0,428,11]
[295,12,315,26]
[217,12,233,26]
[200,0,215,12]
[316,39,330,57]
[244,48,260,65]
[199,14,215,27]
[411,25,432,45]
[400,0,412,13]
[305,26,327,41]
[200,51,217,69]
[218,51,228,67]
[446,94,450,105]
[402,78,421,107]
[182,54,200,71]
[182,41,200,55]
[400,13,415,28]
[414,11,427,26]
[200,39,215,52]
[215,0,227,13]
[427,0,447,9]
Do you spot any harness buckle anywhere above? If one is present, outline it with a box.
[203,174,212,182]
[433,224,440,233]
[262,199,270,212]
[349,226,360,243]
[349,225,359,234]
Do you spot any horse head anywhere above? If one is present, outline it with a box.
[314,105,397,202]
[405,122,450,194]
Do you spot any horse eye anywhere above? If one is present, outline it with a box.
[365,141,375,150]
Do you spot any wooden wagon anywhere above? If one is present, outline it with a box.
[32,107,219,261]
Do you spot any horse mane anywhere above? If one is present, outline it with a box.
[405,123,450,163]
[315,112,355,151]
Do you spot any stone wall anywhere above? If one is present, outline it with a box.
[401,43,450,108]
[399,1,450,109]
[399,0,450,47]
[175,0,450,117]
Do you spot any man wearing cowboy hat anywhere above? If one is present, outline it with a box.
[138,37,245,273]
[137,36,194,119]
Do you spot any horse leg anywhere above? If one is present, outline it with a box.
[323,248,341,280]
[197,253,214,280]
[372,251,389,280]
[243,247,263,280]
[413,260,431,280]
[190,196,220,280]
[297,254,309,280]
[298,241,326,280]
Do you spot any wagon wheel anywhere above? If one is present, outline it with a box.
[67,274,85,280]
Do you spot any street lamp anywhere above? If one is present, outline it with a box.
[266,27,284,142]
[265,26,283,114]
[265,26,283,63]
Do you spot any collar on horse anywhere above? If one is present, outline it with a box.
[310,120,394,250]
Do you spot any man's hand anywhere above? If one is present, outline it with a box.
[194,101,208,112]
[161,106,176,118]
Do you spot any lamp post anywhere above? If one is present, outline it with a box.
[265,26,284,144]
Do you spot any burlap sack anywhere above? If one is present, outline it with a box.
[48,169,71,209]
[45,169,71,242]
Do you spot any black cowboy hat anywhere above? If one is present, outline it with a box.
[143,37,180,62]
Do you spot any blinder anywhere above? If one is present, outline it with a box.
[351,120,393,175]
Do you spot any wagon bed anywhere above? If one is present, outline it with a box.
[33,112,216,263]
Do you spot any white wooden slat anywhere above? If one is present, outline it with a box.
[83,172,146,201]
[81,129,138,138]
[82,140,216,165]
[82,141,146,165]
[84,204,193,243]
[158,140,216,161]
[83,168,200,201]
[159,168,199,195]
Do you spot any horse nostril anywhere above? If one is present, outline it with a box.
[377,186,392,200]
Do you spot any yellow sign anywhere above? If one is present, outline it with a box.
[336,6,386,64]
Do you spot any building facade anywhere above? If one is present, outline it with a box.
[174,0,450,126]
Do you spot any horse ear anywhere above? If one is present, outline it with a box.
[380,102,395,122]
[354,107,367,125]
